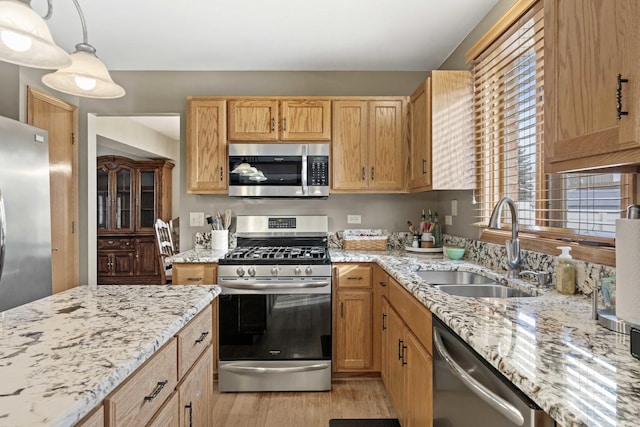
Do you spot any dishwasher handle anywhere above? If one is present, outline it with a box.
[433,327,525,426]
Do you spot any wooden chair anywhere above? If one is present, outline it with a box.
[154,218,176,284]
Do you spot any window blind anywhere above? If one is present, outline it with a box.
[472,1,632,240]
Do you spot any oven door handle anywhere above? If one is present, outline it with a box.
[221,363,330,374]
[433,327,525,426]
[301,144,308,196]
[221,281,330,290]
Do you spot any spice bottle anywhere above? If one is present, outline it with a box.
[556,246,576,294]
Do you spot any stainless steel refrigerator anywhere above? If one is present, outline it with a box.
[0,115,52,312]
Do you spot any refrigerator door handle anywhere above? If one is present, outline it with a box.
[0,187,6,282]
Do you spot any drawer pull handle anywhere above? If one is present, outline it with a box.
[187,277,203,281]
[144,380,168,402]
[195,331,210,344]
[347,276,363,280]
[379,281,386,287]
[616,73,629,120]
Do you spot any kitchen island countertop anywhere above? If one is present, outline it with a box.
[331,249,638,427]
[169,248,228,263]
[0,284,220,427]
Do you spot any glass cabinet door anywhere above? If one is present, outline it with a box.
[115,168,133,231]
[139,170,157,229]
[97,169,110,229]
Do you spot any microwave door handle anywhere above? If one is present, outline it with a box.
[301,145,308,196]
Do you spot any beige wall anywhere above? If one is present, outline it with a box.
[435,0,519,239]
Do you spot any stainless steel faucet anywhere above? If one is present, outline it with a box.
[488,197,523,278]
[519,270,550,287]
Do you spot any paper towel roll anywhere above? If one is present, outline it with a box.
[615,219,640,325]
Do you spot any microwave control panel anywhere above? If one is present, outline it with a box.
[308,156,329,186]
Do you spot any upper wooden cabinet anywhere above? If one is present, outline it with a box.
[409,71,474,192]
[228,98,331,141]
[186,98,227,194]
[545,0,640,172]
[332,98,406,192]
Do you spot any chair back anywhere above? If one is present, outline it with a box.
[155,218,175,257]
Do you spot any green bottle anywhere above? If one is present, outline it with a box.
[432,212,443,248]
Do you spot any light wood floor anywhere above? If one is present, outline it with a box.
[212,379,396,427]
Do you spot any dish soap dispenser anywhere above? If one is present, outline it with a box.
[556,246,576,294]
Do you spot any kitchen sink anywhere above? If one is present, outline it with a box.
[435,284,535,298]
[416,270,495,285]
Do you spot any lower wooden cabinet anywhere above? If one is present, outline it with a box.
[99,304,214,427]
[76,405,104,427]
[333,263,374,372]
[383,277,433,427]
[97,236,160,285]
[179,345,213,427]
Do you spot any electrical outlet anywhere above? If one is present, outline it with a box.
[347,214,362,224]
[189,212,205,227]
[445,215,453,226]
[452,199,458,216]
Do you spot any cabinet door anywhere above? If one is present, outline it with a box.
[97,252,112,277]
[228,99,279,141]
[281,99,331,140]
[97,168,110,230]
[179,345,213,427]
[332,100,368,190]
[137,168,157,232]
[546,0,640,172]
[368,100,404,190]
[186,99,227,194]
[111,251,135,277]
[386,306,406,420]
[372,266,388,373]
[409,80,431,191]
[335,290,373,371]
[106,166,134,233]
[135,237,160,278]
[404,331,433,427]
[380,298,390,385]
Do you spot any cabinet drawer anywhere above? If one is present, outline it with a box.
[177,305,213,379]
[335,264,372,289]
[172,264,217,285]
[105,338,178,427]
[389,277,432,353]
[99,238,134,250]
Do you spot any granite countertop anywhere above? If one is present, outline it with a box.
[0,285,220,427]
[331,249,639,427]
[169,248,228,263]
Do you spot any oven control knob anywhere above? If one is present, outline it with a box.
[271,267,279,276]
[248,267,256,277]
[294,266,302,275]
[236,267,245,277]
[305,266,313,275]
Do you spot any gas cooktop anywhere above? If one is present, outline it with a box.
[219,245,330,265]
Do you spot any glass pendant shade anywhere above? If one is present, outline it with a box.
[42,46,125,99]
[0,0,70,68]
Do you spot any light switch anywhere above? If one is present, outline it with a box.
[452,199,458,216]
[190,212,205,227]
[445,215,453,226]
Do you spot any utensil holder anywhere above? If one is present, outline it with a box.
[211,230,229,250]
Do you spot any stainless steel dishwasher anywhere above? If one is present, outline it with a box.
[432,316,553,427]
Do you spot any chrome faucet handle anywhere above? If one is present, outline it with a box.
[519,270,550,287]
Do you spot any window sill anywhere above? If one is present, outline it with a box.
[480,229,615,266]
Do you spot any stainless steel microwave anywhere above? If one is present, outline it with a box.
[228,143,329,198]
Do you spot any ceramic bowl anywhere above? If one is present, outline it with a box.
[445,247,465,260]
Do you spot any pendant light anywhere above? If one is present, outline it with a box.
[0,0,70,68]
[42,0,124,99]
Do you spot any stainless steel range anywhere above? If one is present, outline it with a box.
[217,215,331,392]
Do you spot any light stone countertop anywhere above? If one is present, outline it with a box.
[331,249,638,427]
[169,248,228,263]
[0,285,220,427]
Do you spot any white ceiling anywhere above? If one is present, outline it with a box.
[40,0,500,71]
